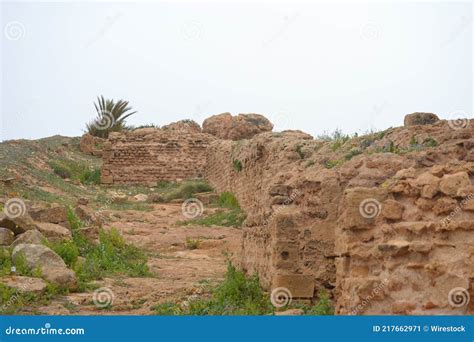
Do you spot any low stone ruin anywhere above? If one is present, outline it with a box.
[99,111,474,315]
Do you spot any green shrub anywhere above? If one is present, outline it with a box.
[186,237,201,250]
[306,290,334,315]
[295,145,305,159]
[79,168,101,185]
[48,240,79,268]
[216,192,240,210]
[344,149,362,161]
[154,262,273,315]
[233,160,243,172]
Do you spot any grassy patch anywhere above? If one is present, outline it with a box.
[153,263,335,316]
[153,262,273,315]
[180,210,245,228]
[66,208,150,291]
[48,159,101,185]
[214,192,240,210]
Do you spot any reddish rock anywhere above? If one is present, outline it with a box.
[202,113,273,140]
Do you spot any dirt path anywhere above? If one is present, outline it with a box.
[38,204,242,315]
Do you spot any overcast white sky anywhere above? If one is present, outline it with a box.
[1,1,472,140]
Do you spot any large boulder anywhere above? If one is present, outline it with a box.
[404,112,439,126]
[202,113,273,140]
[11,229,46,249]
[35,222,72,242]
[12,244,76,289]
[0,227,14,246]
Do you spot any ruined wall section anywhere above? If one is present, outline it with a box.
[205,131,338,297]
[334,122,474,315]
[101,128,215,185]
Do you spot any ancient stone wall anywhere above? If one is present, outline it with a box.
[101,128,215,185]
[206,119,474,314]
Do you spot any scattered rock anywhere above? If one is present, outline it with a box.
[148,193,165,203]
[75,205,103,227]
[132,194,148,202]
[35,222,72,242]
[404,112,439,126]
[12,243,76,289]
[79,133,105,156]
[0,214,38,235]
[0,276,48,294]
[202,113,273,140]
[29,204,70,228]
[433,197,458,215]
[162,120,201,133]
[77,198,89,206]
[439,172,470,196]
[0,227,14,246]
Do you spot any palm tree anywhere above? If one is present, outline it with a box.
[86,96,137,138]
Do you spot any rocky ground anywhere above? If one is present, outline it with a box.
[0,136,242,315]
[37,204,241,315]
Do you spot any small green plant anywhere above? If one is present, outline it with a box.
[47,240,79,268]
[154,262,273,315]
[344,149,362,161]
[423,137,438,147]
[306,290,334,315]
[185,237,201,250]
[323,159,343,169]
[233,159,243,172]
[48,160,101,185]
[180,209,245,228]
[295,145,305,159]
[215,192,240,210]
